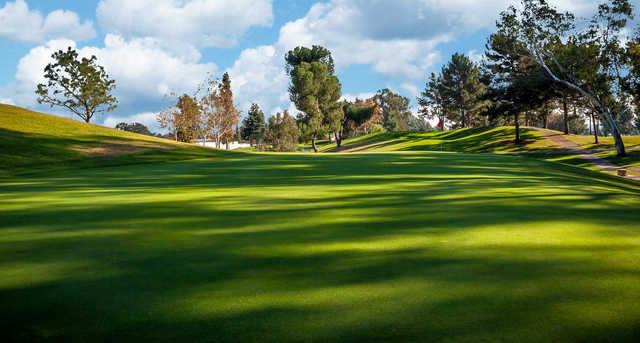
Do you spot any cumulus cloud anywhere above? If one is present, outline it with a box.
[2,35,216,126]
[341,92,376,102]
[226,45,289,115]
[103,112,158,130]
[0,0,95,43]
[276,1,451,79]
[96,0,273,47]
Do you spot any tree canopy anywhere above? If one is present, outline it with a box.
[36,47,117,123]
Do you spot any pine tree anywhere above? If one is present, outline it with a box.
[241,103,266,147]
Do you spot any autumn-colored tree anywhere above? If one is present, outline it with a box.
[157,94,201,143]
[342,98,381,137]
[218,73,240,150]
[198,73,240,149]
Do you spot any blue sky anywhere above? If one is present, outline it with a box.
[0,0,627,131]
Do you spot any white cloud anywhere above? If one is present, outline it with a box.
[0,97,15,105]
[2,35,216,125]
[276,1,451,79]
[276,0,606,79]
[467,50,484,64]
[226,45,289,116]
[341,92,376,102]
[103,112,158,130]
[0,0,95,43]
[96,0,273,47]
[401,83,421,98]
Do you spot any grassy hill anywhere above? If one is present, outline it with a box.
[0,104,216,176]
[315,126,640,170]
[1,106,640,341]
[315,126,556,153]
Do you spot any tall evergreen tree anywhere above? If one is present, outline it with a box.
[218,72,240,150]
[286,46,342,152]
[439,53,487,128]
[418,73,448,130]
[241,103,266,147]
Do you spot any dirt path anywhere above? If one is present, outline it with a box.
[530,127,640,181]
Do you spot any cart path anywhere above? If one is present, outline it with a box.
[530,127,640,181]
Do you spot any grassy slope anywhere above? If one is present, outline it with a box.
[317,126,640,170]
[1,107,640,341]
[0,104,216,176]
[315,127,558,153]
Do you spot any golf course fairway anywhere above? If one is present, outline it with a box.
[2,149,640,342]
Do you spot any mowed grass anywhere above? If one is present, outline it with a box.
[315,126,560,153]
[2,151,640,341]
[0,104,213,176]
[2,106,640,341]
[319,126,640,171]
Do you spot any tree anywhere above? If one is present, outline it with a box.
[285,46,335,74]
[494,0,633,156]
[342,98,381,137]
[265,111,300,152]
[439,53,487,128]
[218,72,241,150]
[36,47,117,123]
[198,74,241,149]
[115,122,153,136]
[418,73,448,130]
[374,88,412,132]
[241,103,266,147]
[157,94,201,143]
[286,46,342,151]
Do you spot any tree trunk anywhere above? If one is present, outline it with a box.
[599,111,625,156]
[311,130,318,153]
[562,95,569,135]
[514,112,521,145]
[542,114,548,129]
[226,142,230,150]
[610,123,625,156]
[335,131,342,148]
[592,113,599,144]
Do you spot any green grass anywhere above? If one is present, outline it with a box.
[319,127,640,172]
[316,127,560,153]
[0,104,215,177]
[2,107,640,341]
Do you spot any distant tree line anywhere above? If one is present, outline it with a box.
[35,0,640,157]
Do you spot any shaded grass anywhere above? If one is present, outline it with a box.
[317,127,559,153]
[1,151,640,342]
[2,106,640,341]
[320,127,640,171]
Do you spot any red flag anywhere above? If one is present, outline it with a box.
[437,118,444,129]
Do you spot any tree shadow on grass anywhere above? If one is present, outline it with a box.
[0,151,639,342]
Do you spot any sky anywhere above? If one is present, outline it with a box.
[0,0,637,131]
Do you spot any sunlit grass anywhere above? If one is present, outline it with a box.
[1,150,639,341]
